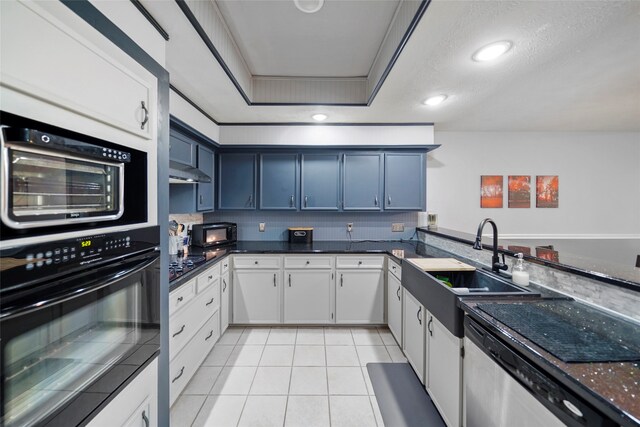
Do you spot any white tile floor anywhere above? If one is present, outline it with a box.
[171,326,406,427]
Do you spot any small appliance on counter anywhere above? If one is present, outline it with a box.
[288,227,313,243]
[191,222,237,247]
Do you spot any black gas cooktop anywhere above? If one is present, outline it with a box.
[168,255,207,282]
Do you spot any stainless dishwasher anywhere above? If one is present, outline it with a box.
[463,316,614,427]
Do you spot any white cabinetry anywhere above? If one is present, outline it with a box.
[0,1,155,140]
[87,358,158,427]
[387,259,402,346]
[233,256,281,324]
[284,256,334,324]
[426,313,463,427]
[336,256,384,324]
[220,263,230,335]
[403,288,425,384]
[169,262,221,405]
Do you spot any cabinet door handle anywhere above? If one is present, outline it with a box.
[200,194,204,204]
[417,307,422,325]
[388,195,392,205]
[290,194,294,207]
[374,195,378,206]
[340,274,343,287]
[172,366,185,383]
[173,325,185,337]
[142,410,149,427]
[273,273,276,287]
[396,286,401,301]
[206,298,214,306]
[205,330,214,341]
[248,194,253,207]
[304,195,308,207]
[223,279,227,291]
[177,296,184,303]
[208,275,213,280]
[428,316,433,336]
[140,101,149,130]
[288,274,292,287]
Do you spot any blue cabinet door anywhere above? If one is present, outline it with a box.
[384,153,425,211]
[169,129,196,167]
[197,145,214,211]
[301,154,341,210]
[260,154,299,210]
[218,153,256,210]
[343,153,382,211]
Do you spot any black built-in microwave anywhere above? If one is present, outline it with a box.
[191,222,237,247]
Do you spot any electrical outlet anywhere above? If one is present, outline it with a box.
[347,223,353,232]
[259,223,266,232]
[392,223,405,232]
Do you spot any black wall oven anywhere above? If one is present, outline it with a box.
[0,112,148,242]
[0,226,160,427]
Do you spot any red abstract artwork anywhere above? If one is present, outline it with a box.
[480,176,503,208]
[508,176,531,208]
[536,176,559,208]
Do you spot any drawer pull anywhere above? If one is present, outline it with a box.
[306,260,310,265]
[340,274,343,287]
[255,261,259,265]
[224,263,228,268]
[172,325,185,337]
[142,410,149,427]
[206,298,214,306]
[172,366,185,383]
[358,261,362,265]
[205,330,214,341]
[208,275,213,280]
[273,273,276,287]
[177,296,184,303]
[289,274,292,287]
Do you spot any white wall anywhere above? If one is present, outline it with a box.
[427,131,640,237]
[220,125,434,146]
[170,89,220,142]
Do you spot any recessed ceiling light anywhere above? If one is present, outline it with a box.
[472,41,513,62]
[423,95,447,106]
[312,113,328,121]
[294,0,324,14]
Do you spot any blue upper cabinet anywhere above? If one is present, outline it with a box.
[169,129,196,167]
[342,153,383,211]
[260,153,299,210]
[301,154,341,210]
[197,145,214,211]
[384,153,426,211]
[218,153,257,210]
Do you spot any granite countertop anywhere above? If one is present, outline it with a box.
[417,227,640,290]
[169,239,431,291]
[460,298,640,426]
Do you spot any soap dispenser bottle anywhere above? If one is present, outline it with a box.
[512,253,530,286]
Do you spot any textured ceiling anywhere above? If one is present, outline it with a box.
[215,0,400,77]
[143,0,640,130]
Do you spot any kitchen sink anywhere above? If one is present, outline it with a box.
[402,258,539,337]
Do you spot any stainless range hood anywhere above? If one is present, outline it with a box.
[169,160,212,184]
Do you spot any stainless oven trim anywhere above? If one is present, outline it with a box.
[1,138,125,230]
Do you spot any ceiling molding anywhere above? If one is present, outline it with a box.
[175,0,430,106]
[170,84,220,126]
[130,0,170,41]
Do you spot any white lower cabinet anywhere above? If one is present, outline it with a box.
[220,270,230,334]
[403,288,425,384]
[336,270,384,323]
[387,260,403,346]
[427,313,463,427]
[284,270,333,323]
[233,270,281,323]
[87,358,158,427]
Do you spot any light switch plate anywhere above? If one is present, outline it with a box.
[392,223,405,232]
[259,223,265,232]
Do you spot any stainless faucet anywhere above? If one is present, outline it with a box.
[473,218,508,274]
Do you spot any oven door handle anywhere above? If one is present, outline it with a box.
[1,251,159,319]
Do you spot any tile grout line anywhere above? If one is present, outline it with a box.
[236,328,269,427]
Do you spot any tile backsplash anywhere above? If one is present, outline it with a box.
[204,211,418,241]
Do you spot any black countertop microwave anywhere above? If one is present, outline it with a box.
[191,222,237,248]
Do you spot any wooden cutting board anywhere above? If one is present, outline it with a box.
[406,258,476,272]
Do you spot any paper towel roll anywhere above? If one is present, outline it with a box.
[418,211,429,227]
